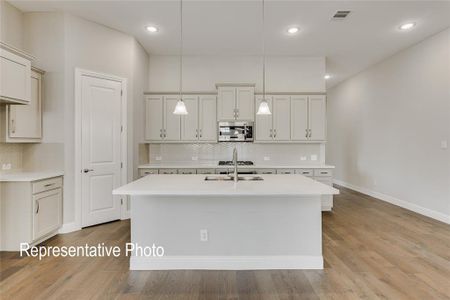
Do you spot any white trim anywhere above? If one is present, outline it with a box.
[334,179,450,224]
[74,68,128,230]
[130,255,323,270]
[58,222,82,234]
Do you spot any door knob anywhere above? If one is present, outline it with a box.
[83,169,94,173]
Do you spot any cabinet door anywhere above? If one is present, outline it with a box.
[217,87,236,120]
[236,87,254,121]
[144,96,163,141]
[255,96,273,141]
[181,96,199,141]
[273,95,290,141]
[199,95,217,141]
[309,95,326,141]
[290,96,309,141]
[0,48,31,103]
[164,96,181,141]
[33,188,62,240]
[8,70,42,141]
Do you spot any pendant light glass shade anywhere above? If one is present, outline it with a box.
[257,99,271,115]
[173,99,188,115]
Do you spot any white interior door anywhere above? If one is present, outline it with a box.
[255,96,273,141]
[273,95,290,141]
[309,95,326,141]
[81,75,122,227]
[199,95,217,141]
[290,95,309,141]
[181,96,199,141]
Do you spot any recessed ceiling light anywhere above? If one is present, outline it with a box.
[399,22,415,31]
[287,27,299,34]
[324,74,331,80]
[146,26,158,33]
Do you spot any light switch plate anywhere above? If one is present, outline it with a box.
[155,156,162,161]
[2,163,12,170]
[300,156,307,161]
[263,156,270,161]
[310,155,318,161]
[441,140,448,149]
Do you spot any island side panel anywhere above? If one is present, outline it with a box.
[130,195,322,270]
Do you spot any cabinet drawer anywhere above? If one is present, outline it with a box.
[159,169,178,174]
[295,169,314,177]
[178,168,197,174]
[313,169,333,177]
[216,169,230,174]
[197,168,216,174]
[32,177,62,194]
[276,169,295,175]
[256,169,276,174]
[139,169,159,177]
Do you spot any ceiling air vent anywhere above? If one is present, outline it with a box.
[332,10,351,20]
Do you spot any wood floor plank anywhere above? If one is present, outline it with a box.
[1,185,449,299]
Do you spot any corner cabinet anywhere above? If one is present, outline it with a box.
[255,94,326,143]
[0,176,63,251]
[145,94,217,143]
[0,42,34,105]
[1,68,44,143]
[217,84,254,121]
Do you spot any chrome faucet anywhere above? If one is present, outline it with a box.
[232,147,238,182]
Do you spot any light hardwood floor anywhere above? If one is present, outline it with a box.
[1,186,449,299]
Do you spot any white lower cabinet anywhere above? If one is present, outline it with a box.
[0,176,63,251]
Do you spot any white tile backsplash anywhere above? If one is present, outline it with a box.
[149,143,325,165]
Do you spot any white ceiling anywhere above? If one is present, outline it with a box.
[10,1,450,88]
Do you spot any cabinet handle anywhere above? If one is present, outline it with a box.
[269,129,273,138]
[199,129,202,138]
[83,169,94,173]
[309,129,312,138]
[36,200,40,214]
[11,119,15,134]
[305,129,308,138]
[44,183,55,188]
[195,129,198,138]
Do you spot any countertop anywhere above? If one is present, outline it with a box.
[113,174,339,196]
[138,162,335,169]
[0,171,64,182]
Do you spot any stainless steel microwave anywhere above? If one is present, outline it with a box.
[218,121,254,142]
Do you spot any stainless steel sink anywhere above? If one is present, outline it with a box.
[204,175,263,181]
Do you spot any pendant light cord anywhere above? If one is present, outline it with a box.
[262,0,265,99]
[179,0,183,101]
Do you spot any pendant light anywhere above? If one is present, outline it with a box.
[256,0,271,115]
[173,0,188,115]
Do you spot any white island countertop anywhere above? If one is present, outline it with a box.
[138,162,335,169]
[0,171,64,182]
[113,174,339,196]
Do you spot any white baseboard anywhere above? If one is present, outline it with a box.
[58,222,81,234]
[130,255,323,270]
[334,179,450,224]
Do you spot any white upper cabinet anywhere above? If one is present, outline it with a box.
[0,43,32,105]
[163,96,181,141]
[272,95,290,141]
[236,87,254,120]
[217,87,236,120]
[308,95,326,141]
[255,96,273,141]
[181,96,199,141]
[144,95,164,141]
[291,95,309,141]
[217,85,254,121]
[1,68,43,143]
[199,95,217,142]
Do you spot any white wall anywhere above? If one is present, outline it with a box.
[327,28,450,223]
[148,55,325,92]
[0,1,23,48]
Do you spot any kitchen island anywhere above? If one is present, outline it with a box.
[113,174,339,270]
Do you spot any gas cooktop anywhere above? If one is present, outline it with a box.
[218,161,254,166]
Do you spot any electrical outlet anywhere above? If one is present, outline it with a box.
[300,156,307,161]
[192,156,198,161]
[2,163,12,170]
[441,140,448,149]
[263,156,270,161]
[155,156,162,161]
[310,155,318,161]
[200,229,208,242]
